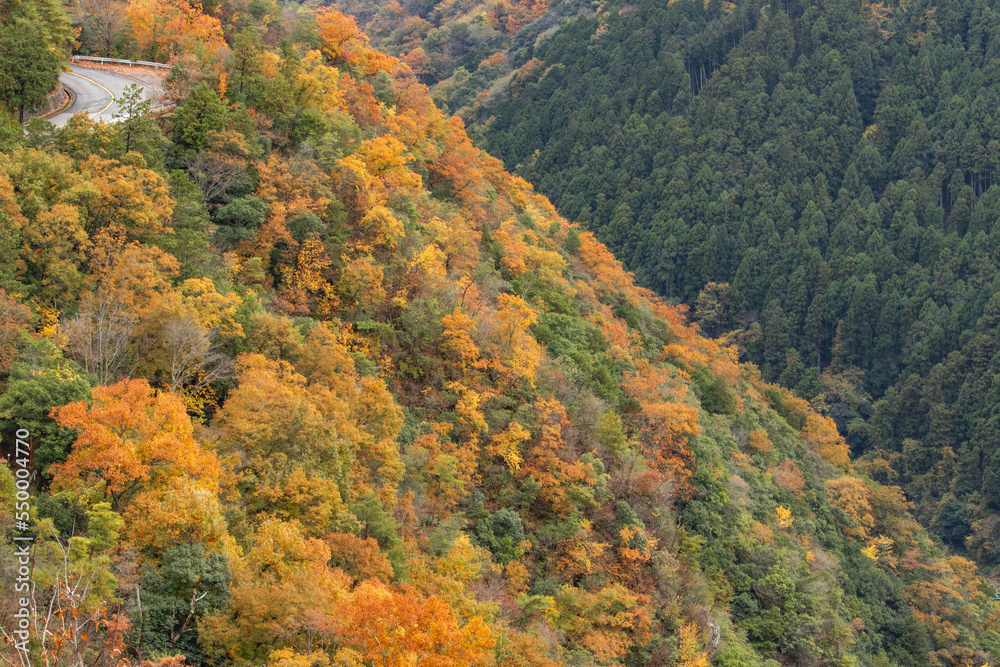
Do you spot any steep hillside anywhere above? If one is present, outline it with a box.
[358,0,1000,564]
[0,4,998,667]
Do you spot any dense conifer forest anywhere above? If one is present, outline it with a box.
[1,0,999,665]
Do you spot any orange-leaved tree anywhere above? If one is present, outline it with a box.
[212,353,350,533]
[518,398,595,518]
[125,0,226,65]
[824,476,875,540]
[316,7,397,75]
[316,8,363,66]
[551,582,652,664]
[800,413,851,468]
[768,460,806,498]
[199,519,351,664]
[214,354,341,468]
[621,359,700,498]
[51,379,219,511]
[332,579,496,667]
[901,554,992,665]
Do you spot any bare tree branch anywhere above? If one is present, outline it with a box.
[71,0,127,55]
[61,289,137,385]
[187,154,249,204]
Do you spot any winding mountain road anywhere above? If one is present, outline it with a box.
[49,65,161,126]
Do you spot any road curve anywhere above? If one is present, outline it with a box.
[49,65,160,127]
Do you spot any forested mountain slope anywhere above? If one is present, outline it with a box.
[365,0,1000,563]
[0,1,999,666]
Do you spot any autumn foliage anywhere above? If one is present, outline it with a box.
[51,379,218,511]
[332,580,495,667]
[1,4,997,667]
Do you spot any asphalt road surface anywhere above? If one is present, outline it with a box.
[49,65,160,127]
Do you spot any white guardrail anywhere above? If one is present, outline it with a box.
[71,55,173,69]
